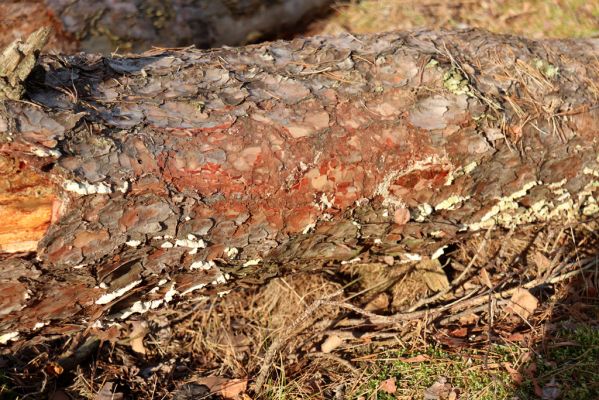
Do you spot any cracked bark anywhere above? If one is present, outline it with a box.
[0,0,333,54]
[1,29,599,344]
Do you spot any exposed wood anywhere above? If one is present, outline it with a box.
[0,0,333,54]
[0,26,50,100]
[0,155,57,253]
[1,29,599,345]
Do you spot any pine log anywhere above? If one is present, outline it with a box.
[1,29,599,344]
[0,0,333,54]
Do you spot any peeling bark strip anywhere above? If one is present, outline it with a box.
[1,29,599,340]
[0,0,333,54]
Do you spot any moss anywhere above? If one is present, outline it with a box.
[533,59,559,79]
[426,59,439,68]
[443,67,472,96]
[189,99,206,112]
[356,345,518,399]
[516,326,599,400]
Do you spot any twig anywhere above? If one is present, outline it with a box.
[323,330,402,341]
[484,290,495,369]
[325,257,598,329]
[321,300,438,324]
[438,300,510,325]
[306,352,360,376]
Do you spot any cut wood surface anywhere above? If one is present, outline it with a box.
[1,28,599,344]
[0,0,333,53]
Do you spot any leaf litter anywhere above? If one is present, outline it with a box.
[2,219,598,399]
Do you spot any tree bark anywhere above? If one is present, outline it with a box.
[1,29,599,343]
[0,0,333,54]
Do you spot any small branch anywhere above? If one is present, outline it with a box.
[323,257,598,329]
[306,352,360,376]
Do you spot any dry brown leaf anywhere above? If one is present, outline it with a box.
[449,327,468,338]
[399,354,430,363]
[91,324,121,343]
[542,378,560,400]
[129,320,149,354]
[507,332,528,342]
[418,259,449,292]
[379,377,397,394]
[506,288,538,319]
[364,292,389,311]
[197,376,248,399]
[501,361,523,385]
[44,362,64,376]
[480,267,493,289]
[424,376,454,400]
[533,251,552,275]
[524,362,543,397]
[458,314,479,325]
[321,334,344,353]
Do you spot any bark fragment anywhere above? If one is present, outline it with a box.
[0,27,49,100]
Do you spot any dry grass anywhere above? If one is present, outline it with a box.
[312,0,599,39]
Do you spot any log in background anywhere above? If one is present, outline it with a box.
[0,0,333,53]
[1,29,599,342]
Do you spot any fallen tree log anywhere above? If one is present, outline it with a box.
[1,28,599,345]
[0,0,333,54]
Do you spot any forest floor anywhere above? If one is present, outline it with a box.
[6,221,597,399]
[2,1,599,399]
[311,0,599,39]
